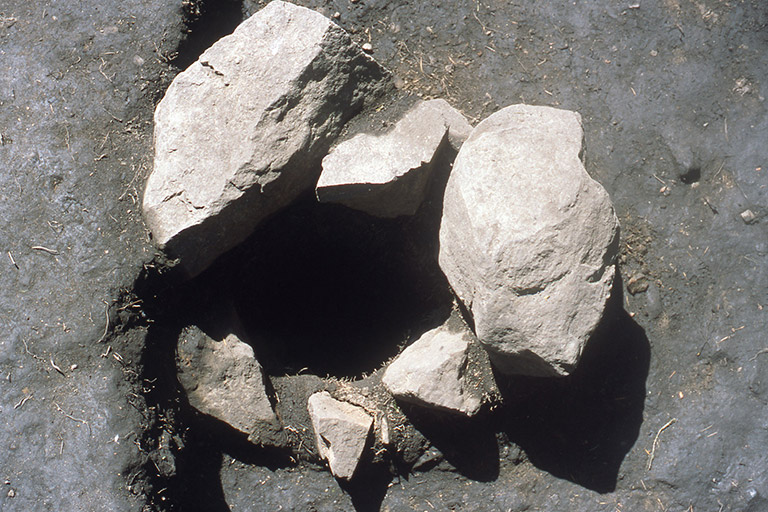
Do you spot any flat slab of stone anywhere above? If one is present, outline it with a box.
[438,104,620,377]
[315,99,470,217]
[143,1,389,277]
[176,326,282,446]
[382,321,496,416]
[307,391,373,480]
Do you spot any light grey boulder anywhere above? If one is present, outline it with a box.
[143,1,389,277]
[438,104,620,377]
[176,326,283,446]
[307,391,373,480]
[382,321,497,416]
[315,99,470,218]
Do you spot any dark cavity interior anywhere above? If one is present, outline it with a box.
[679,166,701,184]
[225,196,452,378]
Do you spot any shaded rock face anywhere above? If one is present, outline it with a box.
[176,326,283,446]
[382,321,497,416]
[307,391,373,480]
[315,99,455,218]
[143,0,389,277]
[438,104,620,377]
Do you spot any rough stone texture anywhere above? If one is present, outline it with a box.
[439,104,620,377]
[382,321,496,416]
[307,391,373,480]
[143,0,389,277]
[418,98,474,151]
[315,99,454,217]
[176,326,282,446]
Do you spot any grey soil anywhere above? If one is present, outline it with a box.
[1,0,767,511]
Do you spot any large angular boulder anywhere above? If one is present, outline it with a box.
[438,104,620,377]
[143,1,389,277]
[315,99,461,218]
[307,391,373,480]
[176,326,283,446]
[382,321,497,416]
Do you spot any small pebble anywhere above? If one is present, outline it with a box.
[332,11,340,19]
[361,42,373,53]
[645,283,663,319]
[741,209,757,224]
[70,364,78,371]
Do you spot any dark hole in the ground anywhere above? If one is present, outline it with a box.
[228,195,453,378]
[679,166,701,184]
[173,0,245,70]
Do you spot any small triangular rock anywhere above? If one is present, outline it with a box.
[382,321,497,416]
[307,391,373,480]
[176,326,282,446]
[315,99,470,218]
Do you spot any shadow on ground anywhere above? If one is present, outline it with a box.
[338,461,394,512]
[393,273,649,492]
[403,405,501,482]
[494,273,650,492]
[138,272,294,512]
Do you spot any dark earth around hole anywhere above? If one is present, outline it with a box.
[2,0,768,511]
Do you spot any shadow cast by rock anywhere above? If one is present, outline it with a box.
[139,312,233,512]
[140,314,295,512]
[338,461,393,512]
[493,273,650,492]
[402,405,500,482]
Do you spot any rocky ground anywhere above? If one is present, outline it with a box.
[1,0,767,511]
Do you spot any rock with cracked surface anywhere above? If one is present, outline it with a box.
[176,326,284,446]
[307,391,373,480]
[438,104,620,377]
[382,321,496,416]
[315,99,469,217]
[143,0,389,277]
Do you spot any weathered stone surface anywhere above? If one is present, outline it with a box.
[418,98,473,151]
[176,326,283,446]
[315,99,470,217]
[307,391,373,480]
[382,321,496,416]
[143,1,389,277]
[439,104,620,377]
